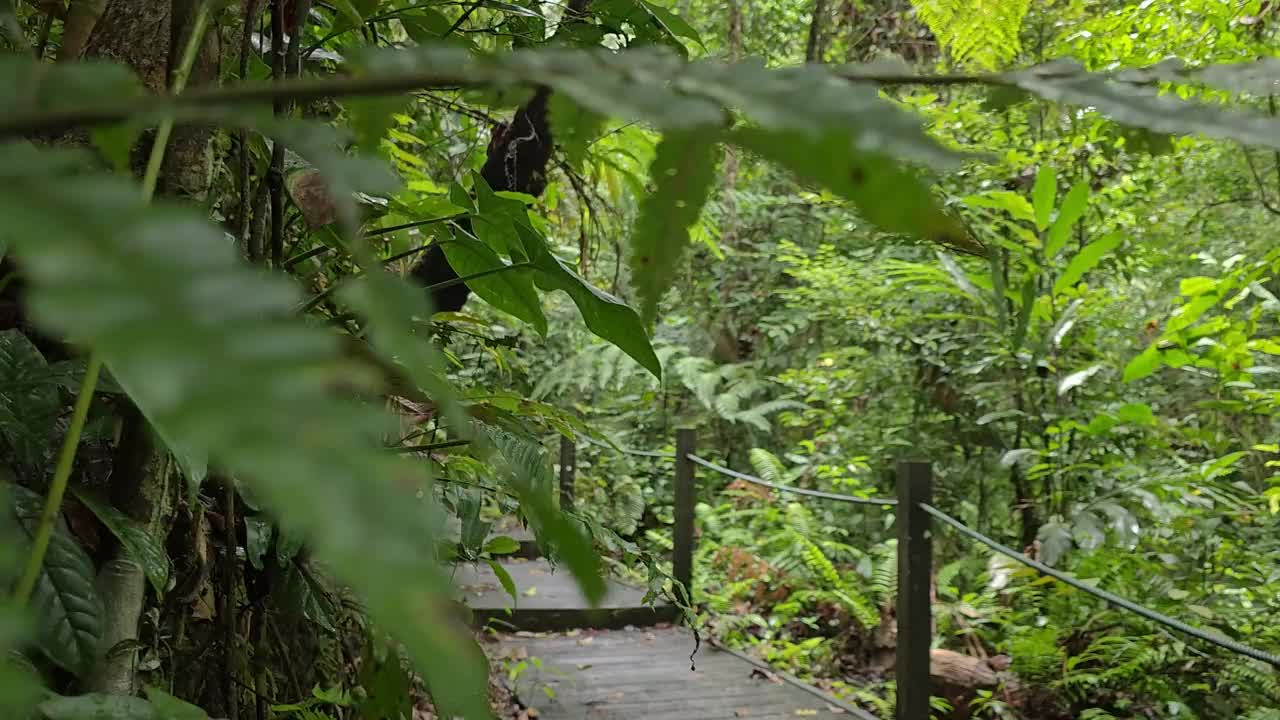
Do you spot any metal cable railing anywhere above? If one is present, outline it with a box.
[679,451,1280,668]
[918,502,1280,668]
[576,434,1280,671]
[685,454,897,506]
[580,434,676,459]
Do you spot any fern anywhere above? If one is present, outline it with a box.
[910,0,1030,70]
[1224,659,1280,701]
[749,448,788,485]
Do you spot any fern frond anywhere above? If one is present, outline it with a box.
[749,448,788,484]
[910,0,1030,69]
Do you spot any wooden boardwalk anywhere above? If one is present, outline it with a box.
[454,559,678,631]
[458,547,875,719]
[491,626,875,719]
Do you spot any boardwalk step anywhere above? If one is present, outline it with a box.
[455,558,677,632]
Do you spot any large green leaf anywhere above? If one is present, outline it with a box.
[1005,59,1280,152]
[0,144,488,719]
[0,330,60,471]
[143,688,208,720]
[516,225,662,378]
[1044,180,1089,259]
[72,490,170,596]
[440,230,547,334]
[1031,165,1056,231]
[10,484,103,678]
[733,128,973,253]
[629,131,719,323]
[1053,232,1123,295]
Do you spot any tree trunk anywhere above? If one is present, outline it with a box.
[710,0,744,364]
[78,0,219,698]
[805,0,830,63]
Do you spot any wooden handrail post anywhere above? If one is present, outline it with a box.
[672,427,697,605]
[896,461,933,720]
[558,435,576,511]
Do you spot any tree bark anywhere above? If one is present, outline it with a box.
[710,0,743,364]
[79,0,219,698]
[805,0,830,63]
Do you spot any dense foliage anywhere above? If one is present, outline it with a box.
[2,0,1280,719]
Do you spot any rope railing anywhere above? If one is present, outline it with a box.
[685,453,898,507]
[919,502,1280,668]
[565,429,1280,719]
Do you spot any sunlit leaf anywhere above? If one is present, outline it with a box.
[1053,232,1123,295]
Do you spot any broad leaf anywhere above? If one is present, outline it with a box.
[10,485,103,677]
[1032,165,1056,231]
[0,330,60,471]
[1044,181,1089,259]
[734,128,973,253]
[1053,232,1123,295]
[1005,59,1280,152]
[629,131,719,323]
[487,559,518,605]
[962,191,1035,224]
[483,535,521,555]
[144,688,208,720]
[440,230,548,334]
[516,225,662,378]
[73,490,171,595]
[1123,344,1163,382]
[1058,364,1103,396]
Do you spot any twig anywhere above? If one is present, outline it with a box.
[444,1,482,37]
[238,0,264,261]
[389,439,471,453]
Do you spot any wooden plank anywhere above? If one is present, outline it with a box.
[895,462,932,720]
[456,559,676,631]
[492,627,879,719]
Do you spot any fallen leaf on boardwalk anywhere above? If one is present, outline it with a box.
[523,586,538,596]
[826,704,846,714]
[577,636,594,645]
[565,629,581,637]
[576,663,593,670]
[735,709,751,717]
[794,710,817,717]
[750,668,783,684]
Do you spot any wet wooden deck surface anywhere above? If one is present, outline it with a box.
[489,626,876,719]
[454,558,678,631]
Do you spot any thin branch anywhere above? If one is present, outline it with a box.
[363,213,466,238]
[0,62,999,139]
[1241,145,1280,215]
[389,439,471,453]
[444,1,482,37]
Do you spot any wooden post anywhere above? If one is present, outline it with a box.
[558,435,575,511]
[896,461,933,720]
[672,427,697,604]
